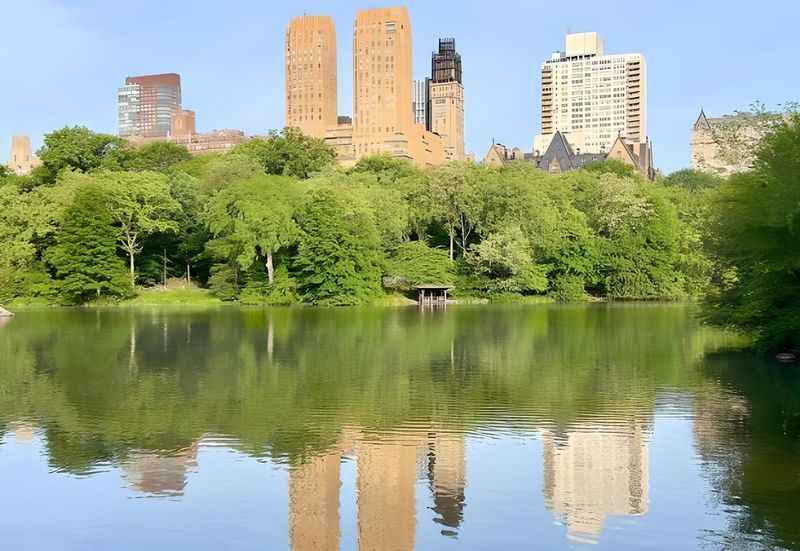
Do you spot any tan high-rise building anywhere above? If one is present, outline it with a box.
[353,7,413,150]
[535,32,647,155]
[429,38,465,161]
[285,16,338,138]
[7,135,41,176]
[348,6,445,168]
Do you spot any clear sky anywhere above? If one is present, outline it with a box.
[2,0,798,172]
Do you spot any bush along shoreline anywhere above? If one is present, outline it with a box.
[1,113,798,355]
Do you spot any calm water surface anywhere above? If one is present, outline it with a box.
[1,304,798,550]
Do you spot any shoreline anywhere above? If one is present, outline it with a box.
[6,286,699,311]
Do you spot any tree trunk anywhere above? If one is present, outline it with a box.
[129,252,135,289]
[186,263,191,286]
[266,251,274,285]
[449,230,454,261]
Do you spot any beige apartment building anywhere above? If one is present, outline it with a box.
[6,135,41,176]
[284,8,446,168]
[535,32,647,156]
[349,6,445,167]
[285,16,338,138]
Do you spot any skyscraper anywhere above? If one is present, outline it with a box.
[353,6,414,153]
[348,6,445,167]
[285,16,338,138]
[534,32,646,155]
[428,38,465,160]
[118,73,181,138]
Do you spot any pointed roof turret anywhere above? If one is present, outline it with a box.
[693,109,712,131]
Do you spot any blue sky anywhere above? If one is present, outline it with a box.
[2,0,798,172]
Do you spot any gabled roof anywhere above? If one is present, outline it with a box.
[608,135,640,166]
[693,109,712,131]
[542,131,577,170]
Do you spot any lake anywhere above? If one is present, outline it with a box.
[1,304,798,550]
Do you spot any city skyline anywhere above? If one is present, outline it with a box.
[2,0,799,172]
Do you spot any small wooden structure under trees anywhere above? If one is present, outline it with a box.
[415,285,453,306]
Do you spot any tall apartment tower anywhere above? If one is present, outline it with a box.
[352,6,414,156]
[118,73,181,138]
[534,32,646,155]
[412,79,430,127]
[429,38,465,160]
[285,16,338,138]
[7,135,41,176]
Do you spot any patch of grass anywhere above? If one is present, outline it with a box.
[120,287,224,307]
[370,293,418,307]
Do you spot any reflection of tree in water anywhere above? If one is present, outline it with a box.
[0,304,760,545]
[693,352,800,550]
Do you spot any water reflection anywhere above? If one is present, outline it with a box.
[0,305,798,550]
[542,420,649,543]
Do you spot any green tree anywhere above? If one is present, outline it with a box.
[703,113,800,352]
[36,126,122,184]
[584,158,637,179]
[424,162,485,260]
[293,188,383,305]
[350,154,419,185]
[98,172,181,287]
[383,241,455,290]
[467,225,549,294]
[106,141,192,173]
[206,176,299,284]
[232,128,335,179]
[44,186,131,303]
[663,168,724,192]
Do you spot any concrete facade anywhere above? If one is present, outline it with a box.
[285,16,338,138]
[535,33,646,155]
[118,73,182,138]
[7,135,41,176]
[429,80,465,161]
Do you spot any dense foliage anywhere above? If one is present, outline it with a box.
[702,113,800,352]
[0,124,720,308]
[2,114,796,353]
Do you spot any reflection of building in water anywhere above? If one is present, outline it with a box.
[289,451,341,551]
[426,432,466,536]
[12,423,34,442]
[121,444,198,496]
[357,438,419,551]
[286,428,465,550]
[542,422,649,543]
